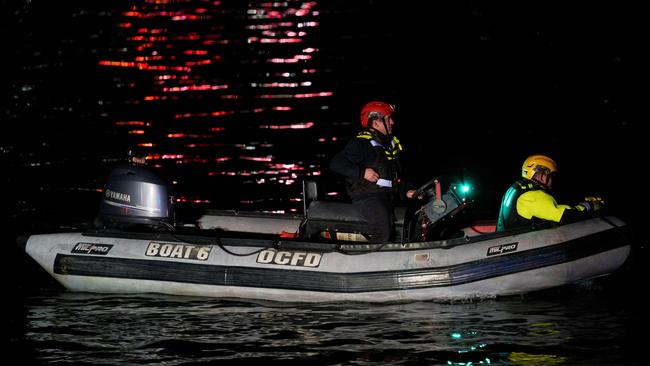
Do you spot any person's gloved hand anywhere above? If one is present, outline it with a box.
[577,196,605,212]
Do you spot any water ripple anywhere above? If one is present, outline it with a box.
[11,289,646,365]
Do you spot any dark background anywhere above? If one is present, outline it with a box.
[2,0,644,239]
[319,0,643,228]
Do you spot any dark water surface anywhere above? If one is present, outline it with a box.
[4,0,647,364]
[11,284,647,365]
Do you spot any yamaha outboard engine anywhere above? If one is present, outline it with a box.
[98,162,174,230]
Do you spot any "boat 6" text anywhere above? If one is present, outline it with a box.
[146,242,211,261]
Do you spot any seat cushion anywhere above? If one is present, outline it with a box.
[306,201,365,223]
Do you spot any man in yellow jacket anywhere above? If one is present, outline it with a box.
[496,155,604,232]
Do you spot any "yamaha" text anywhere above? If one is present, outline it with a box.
[146,242,211,261]
[105,189,131,202]
[256,249,322,267]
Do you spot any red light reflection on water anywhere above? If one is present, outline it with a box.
[240,156,273,162]
[268,163,303,171]
[176,196,211,204]
[114,121,146,126]
[96,0,334,210]
[260,122,314,129]
[162,84,227,92]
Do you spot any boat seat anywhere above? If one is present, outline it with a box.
[307,201,365,222]
[302,201,407,242]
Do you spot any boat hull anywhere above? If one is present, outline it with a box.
[24,216,631,302]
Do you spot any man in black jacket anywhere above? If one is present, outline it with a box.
[330,101,416,243]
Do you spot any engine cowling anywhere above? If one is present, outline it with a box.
[98,164,173,228]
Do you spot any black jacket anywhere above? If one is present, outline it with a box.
[330,129,406,200]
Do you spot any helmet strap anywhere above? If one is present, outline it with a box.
[374,116,391,137]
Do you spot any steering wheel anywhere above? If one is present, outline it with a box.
[413,177,439,199]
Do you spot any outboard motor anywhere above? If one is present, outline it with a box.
[98,162,174,229]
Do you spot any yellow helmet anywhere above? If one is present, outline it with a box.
[522,155,557,180]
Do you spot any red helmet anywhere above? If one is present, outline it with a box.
[360,101,395,128]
